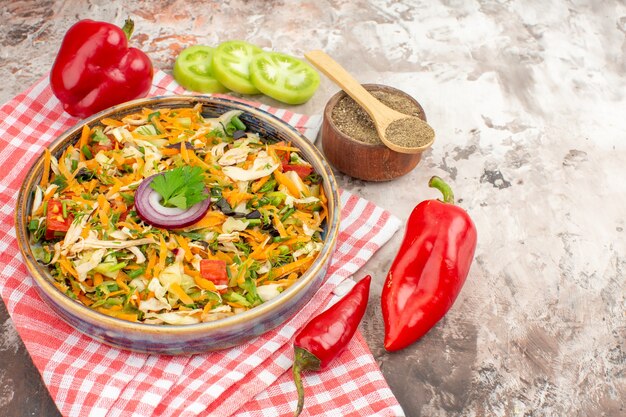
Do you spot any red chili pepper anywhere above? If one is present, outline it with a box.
[382,176,477,352]
[292,275,371,417]
[50,19,153,118]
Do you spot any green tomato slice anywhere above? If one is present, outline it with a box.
[250,51,320,105]
[212,41,263,95]
[173,45,228,93]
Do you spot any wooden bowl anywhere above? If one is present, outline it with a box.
[321,84,430,181]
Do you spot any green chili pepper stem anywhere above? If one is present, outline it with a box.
[292,346,322,417]
[428,176,455,204]
[121,18,134,40]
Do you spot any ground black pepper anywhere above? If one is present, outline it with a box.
[385,117,433,148]
[331,90,422,145]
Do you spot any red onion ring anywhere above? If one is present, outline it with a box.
[135,173,210,229]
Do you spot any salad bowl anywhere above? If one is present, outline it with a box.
[15,95,340,354]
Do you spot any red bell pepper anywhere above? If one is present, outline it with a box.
[292,275,371,416]
[382,176,477,352]
[50,19,153,118]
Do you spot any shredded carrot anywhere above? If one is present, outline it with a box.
[158,235,168,272]
[222,189,254,207]
[236,259,253,285]
[251,175,270,192]
[57,147,76,182]
[169,283,194,305]
[43,185,58,202]
[116,273,130,293]
[100,118,124,127]
[115,313,138,322]
[80,224,91,239]
[180,141,190,164]
[58,257,78,280]
[93,273,104,287]
[272,215,288,238]
[118,221,141,232]
[273,169,301,198]
[270,145,301,152]
[215,251,233,263]
[194,275,218,292]
[106,290,126,298]
[97,194,110,228]
[77,293,93,306]
[40,149,51,187]
[188,210,226,229]
[251,242,278,261]
[134,158,145,181]
[161,148,179,156]
[145,249,157,279]
[188,151,213,171]
[78,125,91,161]
[271,257,314,279]
[174,235,193,262]
[105,177,123,199]
[111,152,126,167]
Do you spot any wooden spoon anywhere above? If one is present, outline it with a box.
[305,50,435,154]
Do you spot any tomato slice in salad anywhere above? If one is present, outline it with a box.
[200,259,228,286]
[45,199,73,240]
[212,41,263,95]
[249,51,320,104]
[173,45,228,93]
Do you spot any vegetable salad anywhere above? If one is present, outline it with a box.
[28,105,328,325]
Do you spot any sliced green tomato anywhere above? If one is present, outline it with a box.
[173,45,228,93]
[249,51,320,105]
[212,40,263,95]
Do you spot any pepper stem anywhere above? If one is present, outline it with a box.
[292,346,322,417]
[428,176,455,204]
[122,18,134,40]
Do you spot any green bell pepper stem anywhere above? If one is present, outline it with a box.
[122,18,134,40]
[428,176,455,204]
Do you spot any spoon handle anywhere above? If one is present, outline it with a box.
[304,50,387,117]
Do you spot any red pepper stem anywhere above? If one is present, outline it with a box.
[121,18,135,40]
[292,346,321,417]
[428,176,455,204]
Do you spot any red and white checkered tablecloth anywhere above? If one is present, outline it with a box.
[0,70,405,417]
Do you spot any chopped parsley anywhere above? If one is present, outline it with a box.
[150,166,209,209]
